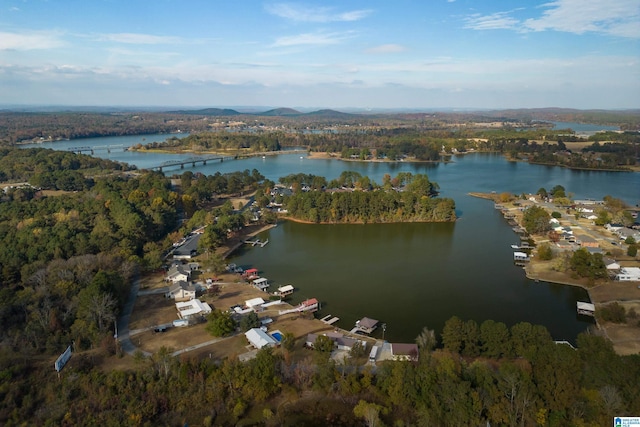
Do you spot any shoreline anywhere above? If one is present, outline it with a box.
[469,191,640,355]
[219,223,277,259]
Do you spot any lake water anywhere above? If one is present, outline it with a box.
[22,132,640,343]
[552,121,619,133]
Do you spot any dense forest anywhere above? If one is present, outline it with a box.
[1,318,638,426]
[279,172,456,223]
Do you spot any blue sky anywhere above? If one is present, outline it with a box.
[1,0,639,109]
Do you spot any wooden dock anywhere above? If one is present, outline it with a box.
[320,314,340,325]
[244,238,269,247]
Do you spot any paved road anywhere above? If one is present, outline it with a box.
[117,275,152,357]
[138,287,169,296]
[171,334,238,357]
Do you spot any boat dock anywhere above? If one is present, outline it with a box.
[320,314,340,325]
[244,238,269,247]
[577,301,595,316]
[350,317,379,334]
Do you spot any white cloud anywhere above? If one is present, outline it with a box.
[271,31,354,47]
[96,33,183,45]
[0,31,65,50]
[464,0,640,38]
[365,44,407,54]
[464,11,519,30]
[524,0,640,38]
[265,3,372,22]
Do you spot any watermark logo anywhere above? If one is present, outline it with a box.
[614,417,640,427]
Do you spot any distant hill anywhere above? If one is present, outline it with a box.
[260,108,302,116]
[170,108,242,116]
[304,109,357,119]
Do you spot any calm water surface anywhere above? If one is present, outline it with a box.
[24,133,640,343]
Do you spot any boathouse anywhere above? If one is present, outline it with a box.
[355,317,379,334]
[576,301,595,316]
[300,298,319,312]
[513,252,530,262]
[243,268,259,280]
[275,284,294,297]
[252,278,269,291]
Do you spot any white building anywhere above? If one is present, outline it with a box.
[245,297,266,310]
[175,299,212,319]
[615,267,640,282]
[166,264,190,283]
[252,278,269,292]
[166,281,197,301]
[245,328,278,349]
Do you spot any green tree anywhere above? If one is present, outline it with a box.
[205,309,237,337]
[550,185,566,198]
[442,316,464,353]
[415,326,437,352]
[313,334,335,353]
[480,319,510,358]
[537,243,553,261]
[522,206,551,234]
[628,244,638,257]
[353,400,387,427]
[239,312,261,332]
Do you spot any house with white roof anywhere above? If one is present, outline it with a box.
[245,297,266,311]
[245,328,278,349]
[175,299,212,319]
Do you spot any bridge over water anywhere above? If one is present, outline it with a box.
[147,149,309,171]
[68,145,126,154]
[149,155,235,172]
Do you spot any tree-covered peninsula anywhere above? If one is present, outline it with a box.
[277,171,456,223]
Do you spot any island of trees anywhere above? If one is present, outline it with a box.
[274,171,456,223]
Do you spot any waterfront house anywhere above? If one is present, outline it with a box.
[391,343,419,361]
[175,299,212,319]
[245,328,278,349]
[166,280,197,301]
[615,267,640,282]
[245,297,265,311]
[306,332,363,351]
[165,264,190,283]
